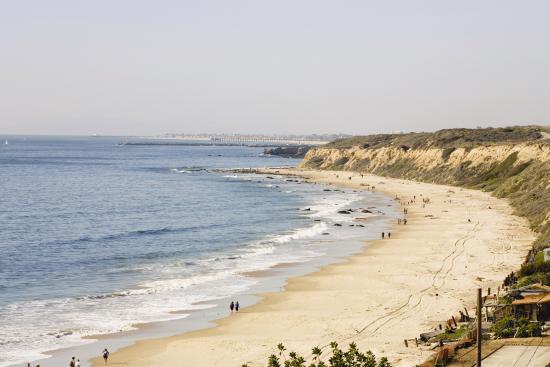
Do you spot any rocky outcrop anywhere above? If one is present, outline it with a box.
[264,145,312,158]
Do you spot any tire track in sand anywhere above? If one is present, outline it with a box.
[351,220,481,338]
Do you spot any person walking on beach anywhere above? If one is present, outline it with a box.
[69,357,76,367]
[230,301,235,312]
[76,359,81,367]
[381,232,385,239]
[102,349,109,365]
[388,232,391,239]
[235,301,240,312]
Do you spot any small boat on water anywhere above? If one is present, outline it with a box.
[4,139,7,145]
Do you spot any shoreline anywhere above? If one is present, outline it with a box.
[16,170,394,367]
[84,168,535,367]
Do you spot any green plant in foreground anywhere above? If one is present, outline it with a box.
[242,342,392,367]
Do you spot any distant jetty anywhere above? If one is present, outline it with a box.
[120,140,307,148]
[119,135,328,149]
[129,133,339,146]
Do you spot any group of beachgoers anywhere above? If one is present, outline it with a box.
[397,194,433,224]
[28,356,82,367]
[26,348,110,367]
[229,301,240,312]
[334,173,376,191]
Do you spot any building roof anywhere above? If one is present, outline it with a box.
[512,293,550,305]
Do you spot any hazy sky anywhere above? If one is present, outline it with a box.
[1,1,549,136]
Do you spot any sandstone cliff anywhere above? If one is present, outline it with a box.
[300,126,550,284]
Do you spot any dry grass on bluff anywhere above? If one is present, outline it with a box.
[325,126,548,150]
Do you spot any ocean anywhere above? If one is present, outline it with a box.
[0,136,395,367]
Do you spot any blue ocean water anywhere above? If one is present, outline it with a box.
[0,136,393,366]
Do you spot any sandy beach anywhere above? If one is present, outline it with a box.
[91,168,535,367]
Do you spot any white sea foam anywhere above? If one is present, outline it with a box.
[271,222,327,244]
[171,168,191,174]
[0,173,380,367]
[0,231,323,367]
[306,192,363,222]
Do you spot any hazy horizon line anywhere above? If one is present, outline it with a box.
[1,122,548,139]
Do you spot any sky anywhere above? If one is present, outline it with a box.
[1,0,549,136]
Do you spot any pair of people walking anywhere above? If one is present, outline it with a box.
[229,301,240,312]
[69,356,81,367]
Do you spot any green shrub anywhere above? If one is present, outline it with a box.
[436,325,470,341]
[491,316,542,338]
[516,272,550,287]
[526,322,543,337]
[475,152,519,186]
[515,323,530,338]
[519,261,550,277]
[306,156,326,168]
[492,316,516,338]
[350,158,370,170]
[442,147,456,161]
[332,157,350,168]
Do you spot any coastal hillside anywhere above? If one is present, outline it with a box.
[300,126,550,285]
